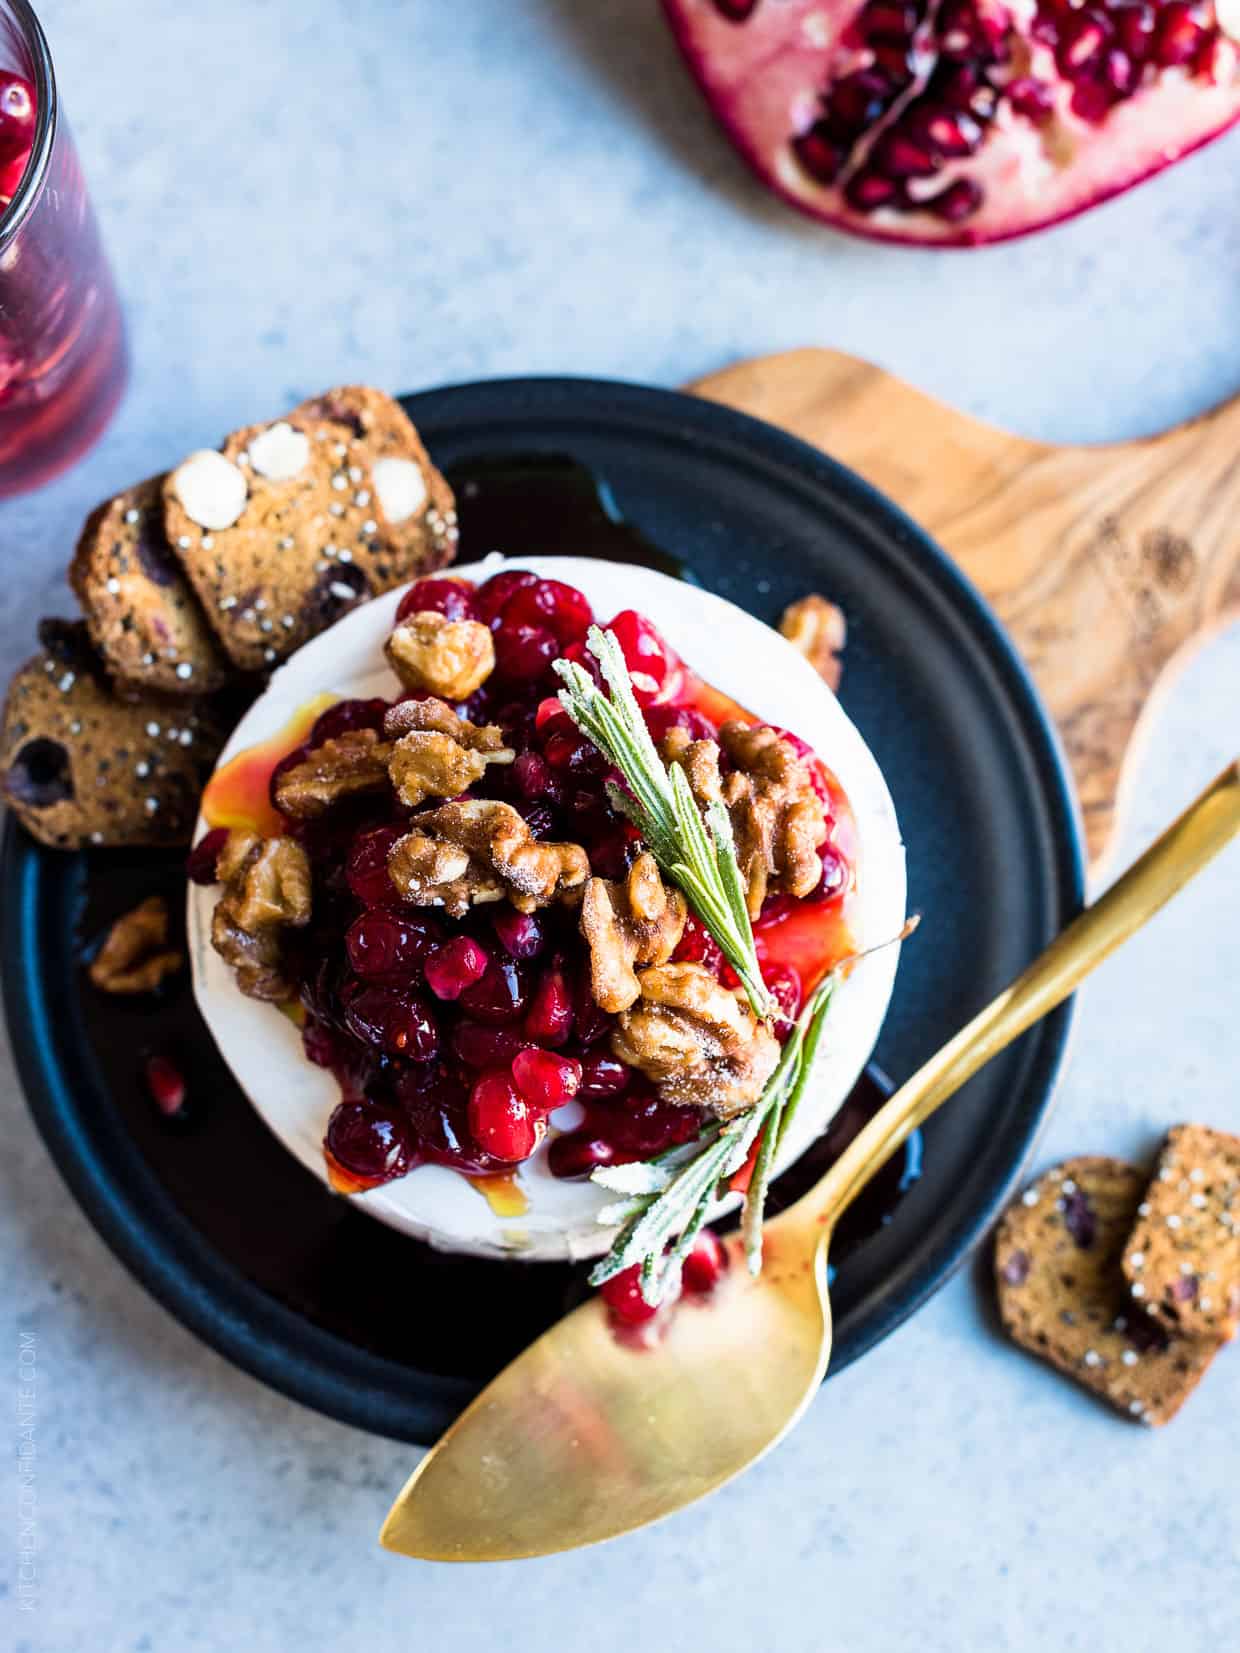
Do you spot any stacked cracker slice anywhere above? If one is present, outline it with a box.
[2,388,457,850]
[996,1126,1240,1424]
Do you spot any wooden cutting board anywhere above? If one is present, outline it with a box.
[690,349,1240,875]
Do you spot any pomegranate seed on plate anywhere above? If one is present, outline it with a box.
[0,74,35,166]
[460,954,530,1024]
[525,961,574,1045]
[145,1054,186,1116]
[606,610,683,705]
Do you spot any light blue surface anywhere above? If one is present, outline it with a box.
[3,3,1239,1649]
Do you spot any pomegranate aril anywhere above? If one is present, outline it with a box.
[512,1048,582,1112]
[326,1101,413,1182]
[600,1265,660,1326]
[493,622,559,684]
[543,731,606,776]
[499,578,594,646]
[825,71,892,136]
[309,697,388,747]
[844,170,900,212]
[145,1054,186,1117]
[548,1133,618,1180]
[460,954,529,1024]
[710,0,759,19]
[858,1,919,43]
[1006,77,1056,123]
[1117,4,1156,60]
[394,576,478,625]
[346,824,404,906]
[535,696,575,737]
[451,1019,533,1069]
[586,824,636,880]
[871,131,937,179]
[424,936,490,1001]
[682,1228,728,1294]
[763,960,803,1025]
[642,703,717,745]
[492,906,547,960]
[793,122,845,184]
[573,968,614,1046]
[872,43,917,83]
[346,911,440,981]
[1058,15,1110,75]
[0,74,35,166]
[512,748,563,806]
[1070,78,1112,121]
[925,177,984,221]
[1153,4,1207,67]
[467,1070,541,1162]
[906,103,982,158]
[186,825,229,885]
[514,800,558,840]
[579,1053,632,1099]
[607,610,682,705]
[1103,50,1136,94]
[524,962,574,1046]
[476,568,539,627]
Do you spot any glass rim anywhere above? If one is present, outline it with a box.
[0,0,57,250]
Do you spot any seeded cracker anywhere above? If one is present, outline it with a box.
[163,387,457,672]
[995,1156,1223,1426]
[0,624,224,849]
[69,475,232,696]
[1121,1125,1240,1342]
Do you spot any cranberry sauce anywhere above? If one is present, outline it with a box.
[201,559,859,1198]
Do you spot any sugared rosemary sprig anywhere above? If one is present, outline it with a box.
[553,625,774,1021]
[589,978,837,1305]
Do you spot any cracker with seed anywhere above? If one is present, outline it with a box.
[0,622,224,850]
[1121,1125,1240,1342]
[162,386,457,672]
[70,474,232,696]
[995,1156,1223,1426]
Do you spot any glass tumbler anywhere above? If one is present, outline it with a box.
[0,0,127,497]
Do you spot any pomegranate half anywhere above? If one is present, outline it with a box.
[662,0,1240,245]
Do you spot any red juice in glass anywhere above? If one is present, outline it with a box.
[0,0,127,497]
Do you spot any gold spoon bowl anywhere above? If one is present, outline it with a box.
[382,760,1240,1563]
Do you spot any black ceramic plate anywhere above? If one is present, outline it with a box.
[2,378,1084,1444]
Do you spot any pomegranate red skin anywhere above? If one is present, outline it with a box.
[661,0,1240,247]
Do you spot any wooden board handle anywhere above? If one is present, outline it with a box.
[690,350,1240,873]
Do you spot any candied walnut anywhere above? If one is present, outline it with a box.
[662,721,827,918]
[211,830,312,1000]
[385,611,495,700]
[778,594,846,692]
[384,697,514,809]
[612,962,780,1120]
[580,852,687,1014]
[388,799,589,918]
[88,895,184,994]
[272,729,393,818]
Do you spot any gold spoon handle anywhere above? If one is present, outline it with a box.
[793,759,1240,1228]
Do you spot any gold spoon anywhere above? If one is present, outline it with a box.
[381,759,1240,1562]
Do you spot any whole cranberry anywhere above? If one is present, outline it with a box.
[476,568,540,627]
[346,910,440,981]
[342,981,439,1061]
[0,75,35,168]
[493,622,559,684]
[395,576,478,625]
[543,731,606,777]
[460,954,529,1025]
[534,696,575,739]
[424,936,490,1000]
[819,842,847,897]
[579,1053,631,1099]
[467,1070,543,1162]
[345,824,405,906]
[451,1020,533,1069]
[309,697,388,747]
[600,1265,659,1326]
[514,801,559,840]
[325,1101,414,1183]
[762,960,803,1029]
[673,913,725,976]
[770,725,832,806]
[186,825,229,885]
[682,1229,728,1295]
[491,907,547,960]
[548,1133,617,1180]
[500,578,594,645]
[512,749,563,805]
[512,1048,582,1112]
[643,703,717,745]
[571,968,613,1047]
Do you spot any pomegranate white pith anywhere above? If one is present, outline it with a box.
[663,0,1240,246]
[188,558,906,1262]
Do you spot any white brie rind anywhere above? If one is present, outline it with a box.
[188,557,906,1261]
